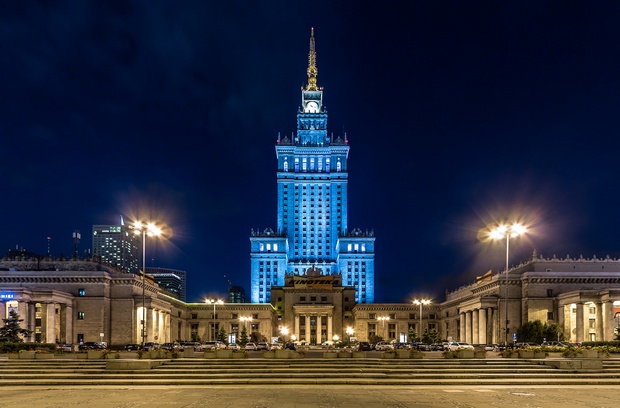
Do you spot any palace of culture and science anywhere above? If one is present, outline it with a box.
[249,28,375,305]
[2,30,620,348]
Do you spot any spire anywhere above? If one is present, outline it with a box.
[306,27,318,91]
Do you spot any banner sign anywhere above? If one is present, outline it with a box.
[292,276,334,290]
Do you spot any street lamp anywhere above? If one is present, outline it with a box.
[413,299,431,342]
[378,316,390,340]
[345,326,354,345]
[131,221,163,348]
[489,223,527,345]
[280,326,289,342]
[205,299,224,341]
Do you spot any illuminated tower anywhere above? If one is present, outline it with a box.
[250,29,375,303]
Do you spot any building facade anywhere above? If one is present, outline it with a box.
[250,28,375,304]
[440,253,620,344]
[146,267,187,302]
[92,217,139,274]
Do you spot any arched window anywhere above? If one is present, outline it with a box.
[283,160,288,172]
[336,160,341,172]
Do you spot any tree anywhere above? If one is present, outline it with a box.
[408,326,418,342]
[517,320,564,344]
[422,328,441,344]
[543,322,564,342]
[239,325,249,346]
[0,311,31,342]
[217,326,227,343]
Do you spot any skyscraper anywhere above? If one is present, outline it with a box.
[146,266,187,302]
[92,216,139,273]
[250,29,375,304]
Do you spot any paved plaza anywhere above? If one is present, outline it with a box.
[2,385,620,408]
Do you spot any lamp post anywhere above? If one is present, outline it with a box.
[280,326,289,342]
[413,299,431,342]
[131,221,162,348]
[345,326,354,346]
[489,223,527,345]
[378,316,390,340]
[206,299,224,341]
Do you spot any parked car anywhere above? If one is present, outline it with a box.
[356,342,372,351]
[375,341,394,351]
[245,342,258,351]
[429,343,445,351]
[78,342,107,350]
[270,343,283,350]
[321,341,335,348]
[226,342,240,351]
[541,341,569,349]
[181,342,203,351]
[56,343,73,352]
[161,342,182,351]
[203,341,226,350]
[257,342,270,351]
[393,342,411,349]
[124,344,142,351]
[447,342,474,351]
[514,342,538,349]
[143,342,160,351]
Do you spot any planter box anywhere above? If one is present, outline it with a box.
[232,352,247,359]
[518,351,534,359]
[275,349,290,359]
[182,349,196,358]
[410,352,424,359]
[474,351,487,359]
[8,353,19,359]
[457,350,474,359]
[35,353,55,359]
[117,352,140,359]
[87,351,104,359]
[382,352,396,359]
[263,351,275,359]
[203,352,216,359]
[338,352,352,358]
[291,351,304,359]
[323,352,338,359]
[396,350,410,359]
[216,350,232,359]
[352,351,366,359]
[533,352,547,359]
[19,351,36,359]
[578,350,599,359]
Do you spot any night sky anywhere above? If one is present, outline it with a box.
[3,1,620,303]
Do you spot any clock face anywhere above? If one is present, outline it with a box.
[305,101,319,113]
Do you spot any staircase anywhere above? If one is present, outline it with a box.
[2,358,620,386]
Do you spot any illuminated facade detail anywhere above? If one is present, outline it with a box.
[250,29,375,304]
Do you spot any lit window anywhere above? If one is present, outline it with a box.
[266,243,271,251]
[78,288,85,297]
[77,312,85,320]
[259,243,264,251]
[347,244,352,252]
[336,161,341,172]
[283,161,288,171]
[273,243,278,251]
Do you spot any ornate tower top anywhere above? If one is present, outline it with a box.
[305,27,319,91]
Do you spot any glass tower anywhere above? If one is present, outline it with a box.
[250,29,375,304]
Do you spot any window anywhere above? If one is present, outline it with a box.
[389,313,396,319]
[283,161,288,171]
[232,313,238,319]
[77,312,84,320]
[321,296,327,302]
[273,243,278,251]
[191,314,198,319]
[252,314,259,319]
[547,289,553,297]
[78,288,85,297]
[547,311,554,320]
[300,296,306,301]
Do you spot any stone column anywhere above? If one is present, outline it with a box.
[465,311,472,344]
[472,309,479,344]
[59,304,73,344]
[295,314,300,341]
[317,315,323,343]
[575,303,584,343]
[27,303,36,342]
[459,313,465,342]
[603,301,615,341]
[327,314,333,342]
[145,307,153,343]
[479,308,487,345]
[557,304,567,342]
[595,302,604,342]
[43,303,57,343]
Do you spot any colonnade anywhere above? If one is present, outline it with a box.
[293,312,333,344]
[459,307,498,344]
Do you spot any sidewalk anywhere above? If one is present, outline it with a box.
[2,385,620,407]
